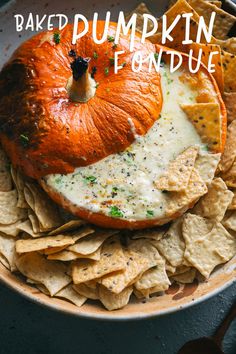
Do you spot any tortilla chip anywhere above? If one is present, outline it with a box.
[101,249,150,294]
[17,219,43,238]
[193,178,233,221]
[25,182,61,231]
[73,283,99,300]
[152,217,185,267]
[72,237,125,284]
[166,168,207,216]
[15,252,71,295]
[228,190,236,210]
[181,103,222,152]
[195,152,221,185]
[223,92,236,124]
[0,233,17,271]
[154,147,198,191]
[55,284,87,307]
[165,261,176,275]
[125,2,155,33]
[68,229,117,255]
[222,50,236,92]
[0,190,27,224]
[0,220,23,237]
[128,238,162,267]
[11,168,28,208]
[135,258,170,291]
[219,120,236,173]
[98,285,133,311]
[131,227,166,241]
[49,220,85,236]
[188,42,224,92]
[43,245,69,255]
[223,211,236,231]
[183,214,236,277]
[212,37,236,55]
[161,0,201,51]
[15,234,80,254]
[221,161,236,187]
[188,0,236,40]
[171,268,196,283]
[48,247,101,261]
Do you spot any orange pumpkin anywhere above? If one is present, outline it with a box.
[0,21,162,179]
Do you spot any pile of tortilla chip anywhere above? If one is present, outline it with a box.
[129,0,236,121]
[0,139,236,311]
[0,1,236,311]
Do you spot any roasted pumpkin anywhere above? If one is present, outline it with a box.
[0,21,162,179]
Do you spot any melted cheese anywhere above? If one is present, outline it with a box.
[45,65,207,221]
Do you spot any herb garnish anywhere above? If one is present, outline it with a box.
[84,176,97,184]
[20,134,29,148]
[146,210,154,217]
[107,35,115,42]
[53,32,60,44]
[93,52,98,59]
[112,43,118,49]
[154,53,159,61]
[109,57,115,65]
[104,67,109,76]
[109,206,124,218]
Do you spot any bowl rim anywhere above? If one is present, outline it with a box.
[0,265,236,321]
[0,0,236,321]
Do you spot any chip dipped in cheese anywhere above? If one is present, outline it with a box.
[42,60,225,229]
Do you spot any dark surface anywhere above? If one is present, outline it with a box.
[0,281,236,354]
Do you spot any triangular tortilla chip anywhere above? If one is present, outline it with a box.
[166,168,208,216]
[212,37,236,55]
[219,120,236,173]
[192,177,233,221]
[223,92,236,123]
[159,0,201,51]
[222,50,236,92]
[181,103,222,152]
[189,42,224,92]
[154,146,199,191]
[125,3,155,33]
[188,0,236,40]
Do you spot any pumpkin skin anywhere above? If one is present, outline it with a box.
[0,21,162,179]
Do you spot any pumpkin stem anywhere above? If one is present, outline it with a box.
[66,56,96,103]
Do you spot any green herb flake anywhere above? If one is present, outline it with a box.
[112,187,119,192]
[109,206,124,218]
[84,176,97,184]
[122,62,126,67]
[104,67,109,76]
[112,43,118,49]
[53,32,60,44]
[20,134,29,148]
[146,210,154,218]
[95,83,99,88]
[107,35,115,42]
[55,176,63,185]
[154,53,159,61]
[202,145,209,152]
[93,52,98,59]
[109,57,115,65]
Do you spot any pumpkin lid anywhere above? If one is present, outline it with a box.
[0,21,162,179]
